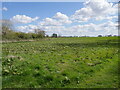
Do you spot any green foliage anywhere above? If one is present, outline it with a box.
[52,33,57,38]
[2,26,17,40]
[2,26,46,40]
[2,37,119,88]
[1,20,46,40]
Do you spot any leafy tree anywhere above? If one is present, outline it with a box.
[1,19,46,40]
[107,35,112,37]
[46,35,49,37]
[52,33,57,38]
[98,35,102,37]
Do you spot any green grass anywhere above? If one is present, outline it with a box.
[2,37,119,88]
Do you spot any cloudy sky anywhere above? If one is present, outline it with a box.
[2,0,118,36]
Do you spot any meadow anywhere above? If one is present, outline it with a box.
[2,37,119,88]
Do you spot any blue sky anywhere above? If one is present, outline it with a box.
[2,1,118,36]
[2,2,85,27]
[2,2,84,22]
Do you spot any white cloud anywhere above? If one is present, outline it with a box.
[10,15,39,24]
[2,7,8,11]
[53,12,69,20]
[53,12,72,24]
[67,21,118,36]
[14,1,118,36]
[40,26,66,35]
[38,21,118,36]
[16,20,118,36]
[71,0,118,22]
[85,0,115,15]
[39,12,72,26]
[95,15,118,21]
[16,25,38,33]
[40,17,62,26]
[71,7,92,22]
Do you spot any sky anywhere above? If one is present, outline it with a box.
[2,0,118,36]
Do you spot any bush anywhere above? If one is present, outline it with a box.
[98,35,102,37]
[52,33,57,38]
[2,26,46,40]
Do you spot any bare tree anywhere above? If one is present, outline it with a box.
[34,29,45,38]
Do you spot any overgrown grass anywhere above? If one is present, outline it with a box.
[2,37,119,88]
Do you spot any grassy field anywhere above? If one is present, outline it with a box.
[2,37,119,88]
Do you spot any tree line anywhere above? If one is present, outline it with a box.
[1,20,46,40]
